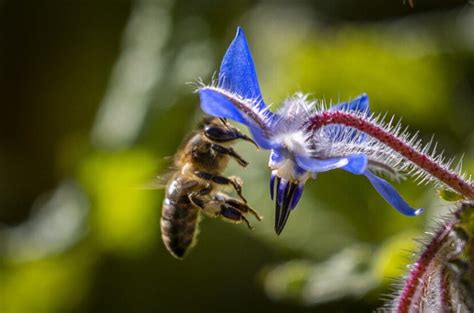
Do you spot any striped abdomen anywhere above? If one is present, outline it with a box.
[161,177,201,259]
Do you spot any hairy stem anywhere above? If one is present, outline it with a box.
[309,111,474,199]
[395,221,455,313]
[440,266,452,312]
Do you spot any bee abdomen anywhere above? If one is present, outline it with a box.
[161,198,200,259]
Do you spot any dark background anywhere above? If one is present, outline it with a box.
[0,0,473,312]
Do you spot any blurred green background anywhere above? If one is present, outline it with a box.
[0,0,473,312]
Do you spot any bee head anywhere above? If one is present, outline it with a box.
[201,117,258,148]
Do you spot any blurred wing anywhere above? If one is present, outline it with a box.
[141,170,175,190]
[140,175,172,190]
[141,155,176,190]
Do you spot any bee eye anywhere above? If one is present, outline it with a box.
[204,125,235,142]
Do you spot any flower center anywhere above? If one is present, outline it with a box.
[268,147,311,183]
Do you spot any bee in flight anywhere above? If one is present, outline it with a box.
[160,117,262,259]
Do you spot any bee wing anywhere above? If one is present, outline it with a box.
[140,154,178,190]
[141,177,169,190]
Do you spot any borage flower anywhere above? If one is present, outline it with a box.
[198,27,423,235]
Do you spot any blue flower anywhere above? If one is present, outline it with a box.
[198,27,423,234]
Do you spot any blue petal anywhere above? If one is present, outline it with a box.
[199,27,278,149]
[327,94,370,143]
[296,156,348,172]
[270,148,286,165]
[341,155,368,175]
[364,170,423,216]
[198,88,273,149]
[247,124,274,150]
[248,124,274,150]
[199,88,247,124]
[295,154,367,174]
[330,93,370,114]
[218,27,267,113]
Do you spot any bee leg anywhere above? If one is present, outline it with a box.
[210,144,248,167]
[222,198,263,221]
[219,205,253,229]
[194,171,247,203]
[216,175,247,203]
[188,184,212,209]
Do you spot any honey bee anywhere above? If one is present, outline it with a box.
[160,117,262,259]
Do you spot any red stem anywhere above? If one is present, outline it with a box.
[395,221,454,313]
[309,111,474,199]
[409,261,434,312]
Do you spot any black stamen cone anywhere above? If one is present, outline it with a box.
[274,177,282,228]
[274,181,297,235]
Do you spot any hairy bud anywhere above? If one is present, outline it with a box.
[385,201,474,313]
